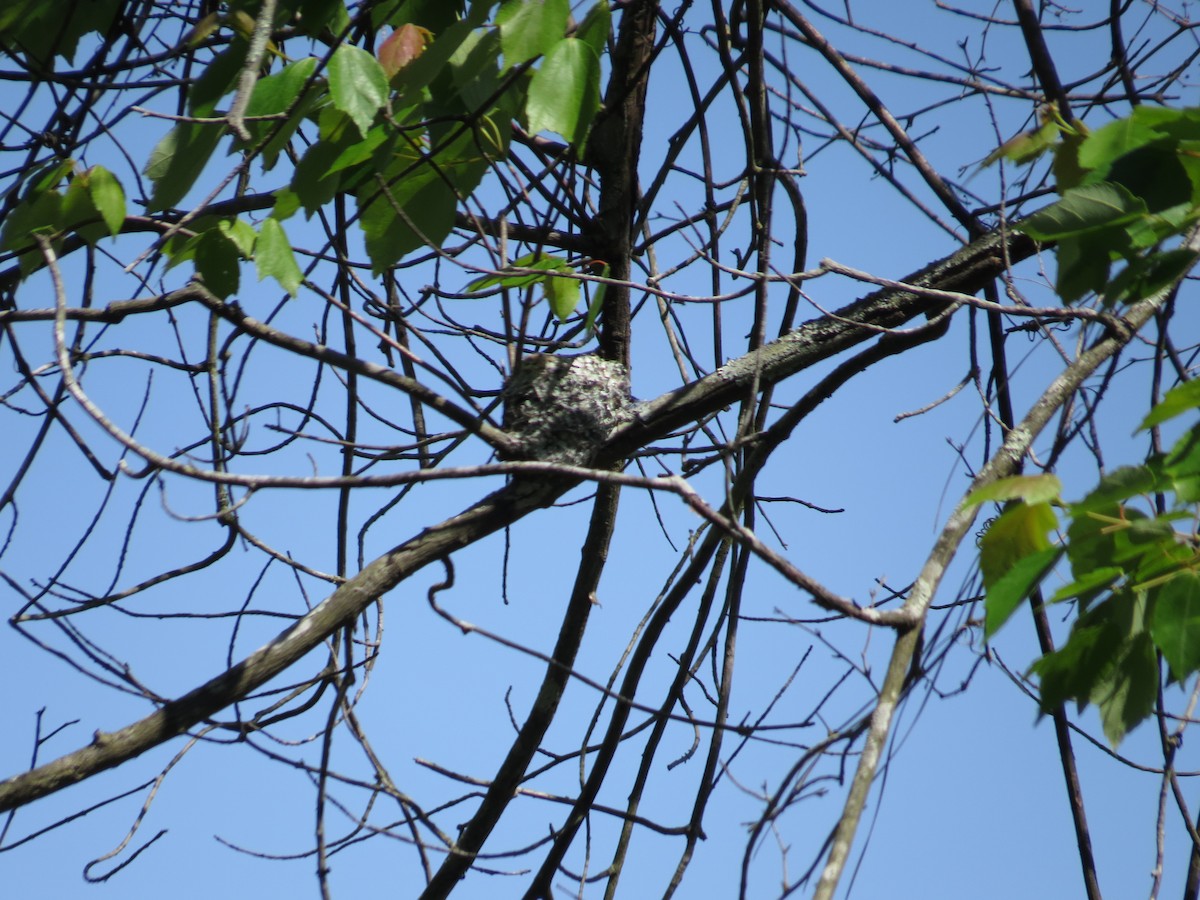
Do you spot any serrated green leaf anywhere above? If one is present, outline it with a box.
[0,187,64,272]
[328,45,390,137]
[272,187,301,221]
[1141,381,1200,430]
[255,218,303,297]
[188,42,246,115]
[1104,144,1193,214]
[86,166,125,236]
[984,546,1062,638]
[1017,182,1147,241]
[526,38,600,146]
[326,124,394,176]
[194,229,241,299]
[290,138,346,215]
[965,474,1063,508]
[1151,573,1200,679]
[497,0,569,70]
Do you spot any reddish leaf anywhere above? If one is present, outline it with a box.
[378,24,432,78]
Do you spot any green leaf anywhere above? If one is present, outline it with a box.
[1078,115,1171,174]
[1018,181,1147,241]
[0,186,65,274]
[978,501,1058,588]
[328,45,390,137]
[574,1,611,61]
[272,186,301,221]
[526,38,600,146]
[584,260,609,335]
[544,272,579,321]
[965,474,1063,508]
[1103,247,1200,306]
[193,229,241,299]
[1050,566,1123,604]
[255,218,303,297]
[86,166,126,236]
[1164,424,1200,481]
[1141,380,1200,430]
[0,0,120,65]
[290,138,347,215]
[144,122,224,212]
[326,124,394,176]
[294,0,352,35]
[356,170,456,274]
[1092,629,1158,746]
[981,119,1062,168]
[393,0,494,108]
[1053,234,1113,303]
[1072,466,1160,513]
[984,546,1062,638]
[1033,602,1125,711]
[220,218,256,258]
[188,41,246,115]
[1151,573,1200,679]
[466,253,573,291]
[238,56,322,169]
[497,0,570,70]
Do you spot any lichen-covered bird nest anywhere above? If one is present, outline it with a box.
[502,353,634,466]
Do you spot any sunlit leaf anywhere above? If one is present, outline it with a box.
[1151,573,1200,679]
[85,166,126,236]
[978,501,1058,588]
[544,273,579,321]
[965,474,1063,508]
[255,218,303,296]
[984,546,1061,638]
[497,0,569,70]
[574,1,611,61]
[1141,381,1200,430]
[1018,182,1147,241]
[328,44,390,137]
[526,38,600,146]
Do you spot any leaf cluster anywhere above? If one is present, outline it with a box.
[1010,106,1200,305]
[976,384,1200,745]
